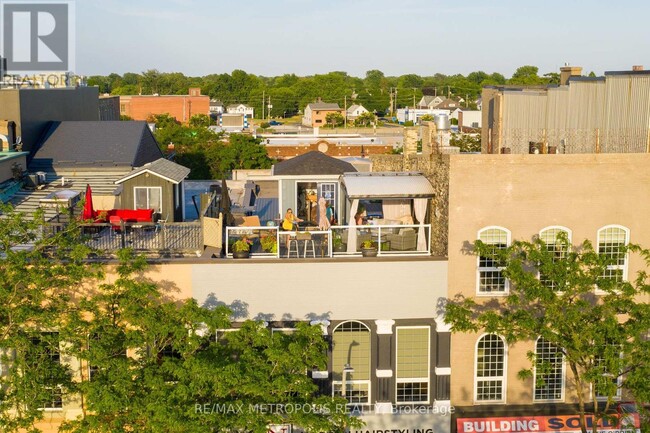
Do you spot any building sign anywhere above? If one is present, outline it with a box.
[457,414,640,433]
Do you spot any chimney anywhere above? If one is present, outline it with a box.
[632,65,644,71]
[560,65,583,85]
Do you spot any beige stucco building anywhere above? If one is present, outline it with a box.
[447,153,650,426]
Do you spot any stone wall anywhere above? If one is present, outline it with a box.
[369,152,450,257]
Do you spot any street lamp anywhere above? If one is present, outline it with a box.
[342,363,354,399]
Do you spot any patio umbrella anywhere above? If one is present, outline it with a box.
[82,183,94,220]
[220,177,235,227]
[318,197,330,230]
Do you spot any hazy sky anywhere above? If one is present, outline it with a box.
[76,0,650,78]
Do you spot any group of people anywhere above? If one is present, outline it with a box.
[281,202,337,231]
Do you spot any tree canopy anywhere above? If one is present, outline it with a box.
[0,208,359,433]
[86,65,560,117]
[445,233,650,433]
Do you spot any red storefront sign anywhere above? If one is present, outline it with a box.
[457,414,640,433]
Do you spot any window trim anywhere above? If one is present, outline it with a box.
[395,325,431,405]
[596,225,630,289]
[474,333,507,404]
[476,226,511,296]
[533,336,565,403]
[134,186,163,214]
[331,320,372,405]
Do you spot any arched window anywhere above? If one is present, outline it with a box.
[538,226,572,291]
[597,226,629,283]
[534,337,564,401]
[475,334,506,402]
[477,227,510,294]
[332,321,371,404]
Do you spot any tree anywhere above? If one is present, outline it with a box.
[445,233,650,433]
[354,111,375,127]
[61,249,359,433]
[0,204,100,433]
[509,65,546,86]
[189,113,211,128]
[325,112,344,128]
[450,133,481,152]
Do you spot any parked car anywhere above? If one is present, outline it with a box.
[269,120,283,126]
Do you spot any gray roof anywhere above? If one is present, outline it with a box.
[306,102,341,110]
[8,169,129,221]
[30,121,163,169]
[116,158,190,185]
[272,151,357,176]
[210,99,224,106]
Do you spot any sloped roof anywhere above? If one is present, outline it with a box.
[30,121,163,169]
[272,151,357,176]
[115,158,190,185]
[306,102,341,110]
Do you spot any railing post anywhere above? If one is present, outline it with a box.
[120,221,126,248]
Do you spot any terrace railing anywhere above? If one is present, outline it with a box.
[224,224,431,258]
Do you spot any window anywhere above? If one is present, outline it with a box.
[475,334,506,402]
[477,227,510,294]
[396,327,430,403]
[332,321,370,404]
[134,187,162,213]
[597,226,629,283]
[315,119,322,124]
[534,337,564,401]
[538,227,571,291]
[594,342,622,401]
[30,333,63,409]
[88,333,127,381]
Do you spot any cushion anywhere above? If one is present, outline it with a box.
[398,215,414,225]
[398,228,416,236]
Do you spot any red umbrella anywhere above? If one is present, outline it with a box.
[82,183,95,220]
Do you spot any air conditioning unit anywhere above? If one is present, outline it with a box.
[36,171,46,184]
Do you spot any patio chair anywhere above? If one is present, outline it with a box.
[385,228,417,251]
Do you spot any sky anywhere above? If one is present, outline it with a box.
[75,0,650,79]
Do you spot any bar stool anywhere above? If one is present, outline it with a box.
[287,234,300,258]
[303,237,316,258]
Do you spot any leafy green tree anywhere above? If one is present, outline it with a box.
[354,111,375,127]
[325,112,344,128]
[508,65,547,85]
[61,250,359,433]
[0,204,100,433]
[445,234,650,433]
[450,133,481,152]
[189,113,212,128]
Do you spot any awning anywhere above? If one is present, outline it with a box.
[340,172,435,199]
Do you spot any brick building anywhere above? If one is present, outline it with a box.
[119,88,209,124]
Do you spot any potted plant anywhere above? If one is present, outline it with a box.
[232,236,253,258]
[360,239,378,257]
[332,232,346,253]
[260,233,278,254]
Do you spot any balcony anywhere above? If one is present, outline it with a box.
[225,224,432,259]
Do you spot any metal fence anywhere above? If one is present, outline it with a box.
[42,221,204,256]
[495,128,650,154]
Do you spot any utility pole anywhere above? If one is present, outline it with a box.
[389,88,394,117]
[447,86,451,99]
[267,96,272,120]
[344,95,347,128]
[434,87,437,97]
[412,88,417,109]
[262,90,265,121]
